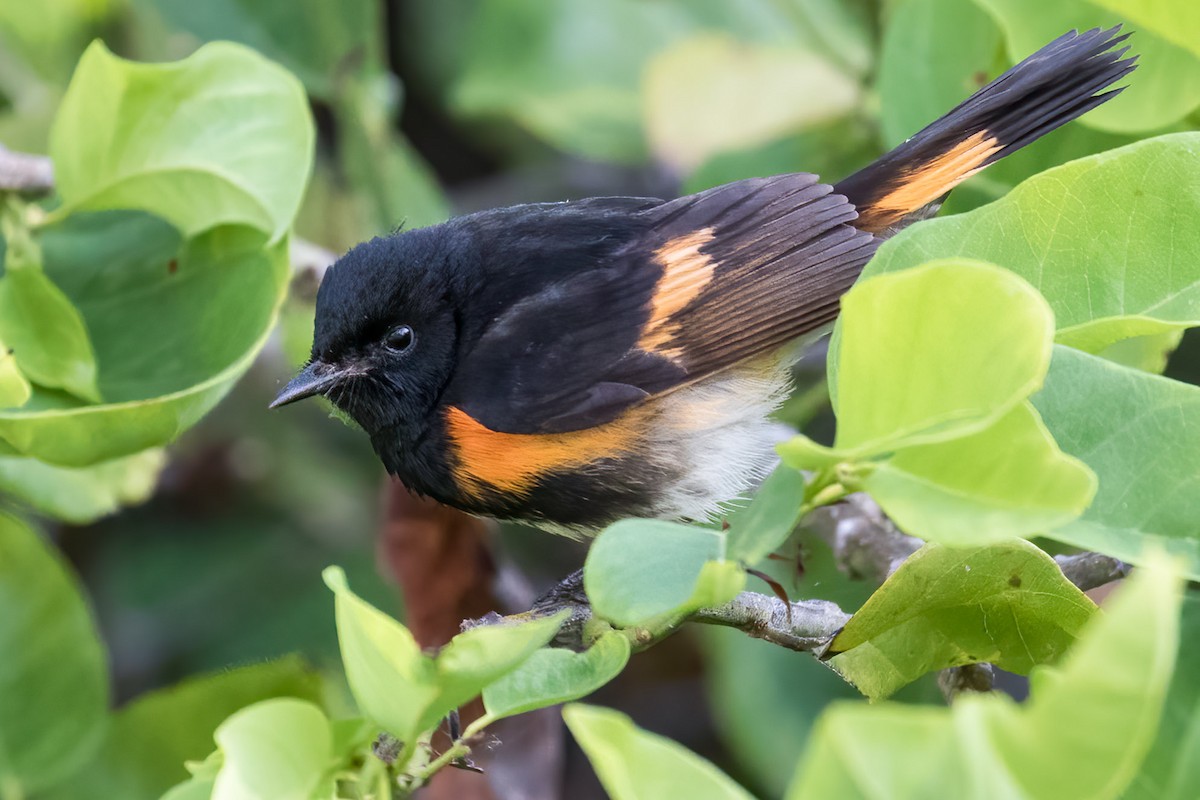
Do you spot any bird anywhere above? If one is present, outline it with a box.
[272,27,1136,536]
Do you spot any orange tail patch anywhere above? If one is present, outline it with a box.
[855,132,1001,233]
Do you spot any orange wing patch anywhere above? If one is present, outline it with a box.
[446,406,641,499]
[637,228,717,359]
[859,131,1001,232]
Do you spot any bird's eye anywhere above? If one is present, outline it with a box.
[384,325,416,353]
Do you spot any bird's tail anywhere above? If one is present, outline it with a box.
[836,26,1137,233]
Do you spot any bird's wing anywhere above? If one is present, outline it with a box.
[446,175,879,435]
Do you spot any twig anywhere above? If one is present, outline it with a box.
[938,662,996,702]
[0,145,53,194]
[1055,550,1132,590]
[805,493,922,582]
[805,495,1130,701]
[469,494,1131,709]
[689,592,849,651]
[808,493,1130,592]
[467,572,849,655]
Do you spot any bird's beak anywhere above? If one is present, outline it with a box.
[270,361,345,409]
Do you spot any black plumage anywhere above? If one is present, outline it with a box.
[274,27,1137,531]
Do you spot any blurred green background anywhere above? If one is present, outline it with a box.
[3,0,1199,797]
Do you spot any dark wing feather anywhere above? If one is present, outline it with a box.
[620,174,878,384]
[445,177,878,434]
[443,29,1135,436]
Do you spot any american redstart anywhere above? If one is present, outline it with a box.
[273,28,1135,535]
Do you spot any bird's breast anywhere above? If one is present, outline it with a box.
[440,352,794,535]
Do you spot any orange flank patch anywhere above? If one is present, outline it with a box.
[637,228,717,359]
[862,131,1001,231]
[445,406,640,499]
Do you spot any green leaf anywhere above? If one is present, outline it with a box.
[975,0,1200,132]
[691,561,747,610]
[0,511,108,794]
[859,402,1096,544]
[425,611,571,731]
[584,520,745,628]
[42,656,324,800]
[878,0,1003,148]
[160,777,216,800]
[39,212,205,400]
[987,554,1181,799]
[790,0,874,78]
[0,345,30,409]
[787,554,1182,800]
[0,449,164,523]
[724,465,806,565]
[790,260,1092,546]
[328,718,375,762]
[324,567,564,744]
[1033,346,1200,579]
[184,749,224,782]
[941,122,1140,216]
[50,41,313,241]
[787,704,976,799]
[644,34,857,171]
[212,699,334,800]
[682,120,878,196]
[452,0,858,162]
[797,259,1053,457]
[827,541,1096,699]
[702,627,864,798]
[1090,0,1200,59]
[1097,329,1185,374]
[0,264,100,403]
[866,133,1200,355]
[0,0,103,84]
[483,631,632,720]
[1125,590,1200,800]
[0,221,289,467]
[453,0,667,162]
[147,0,378,100]
[564,704,756,800]
[324,566,437,743]
[143,0,442,244]
[334,75,450,233]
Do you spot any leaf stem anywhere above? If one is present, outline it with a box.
[798,480,849,518]
[402,713,497,788]
[354,753,393,800]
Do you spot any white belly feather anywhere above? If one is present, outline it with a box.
[644,351,796,523]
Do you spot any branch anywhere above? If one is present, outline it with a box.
[807,493,1130,701]
[938,662,996,701]
[807,493,1131,593]
[1055,550,1132,590]
[690,592,850,651]
[471,494,1130,704]
[0,145,53,194]
[468,570,849,655]
[805,492,922,582]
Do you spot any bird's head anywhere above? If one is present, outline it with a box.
[270,226,464,438]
